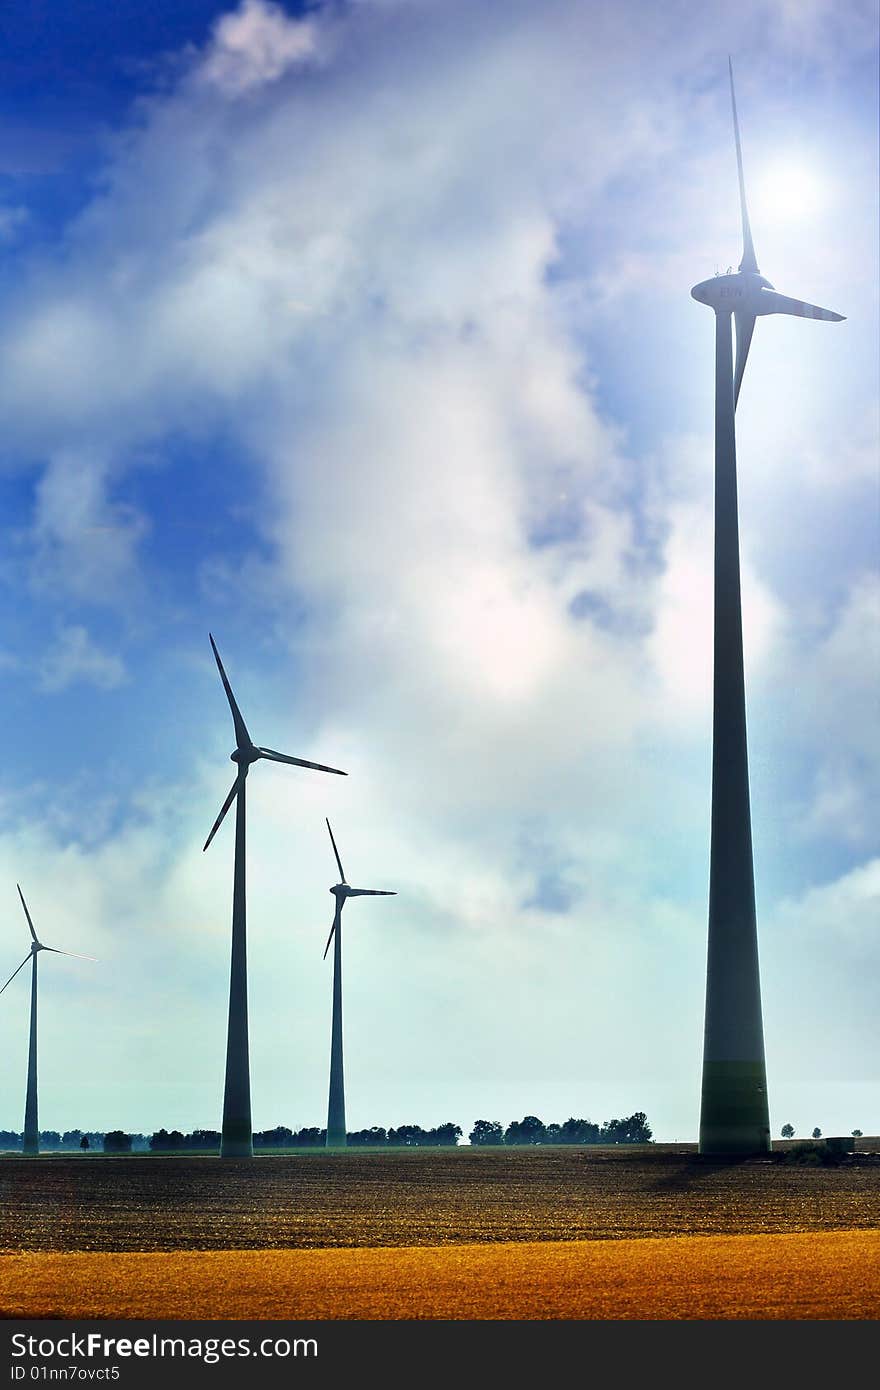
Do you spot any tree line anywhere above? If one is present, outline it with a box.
[0,1111,653,1151]
[469,1112,653,1145]
[0,1124,465,1151]
[0,1129,112,1151]
[150,1123,465,1149]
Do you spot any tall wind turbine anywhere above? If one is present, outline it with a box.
[690,62,844,1155]
[0,885,96,1157]
[204,635,347,1158]
[322,818,395,1148]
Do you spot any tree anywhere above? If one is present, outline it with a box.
[627,1112,653,1143]
[812,1127,822,1140]
[427,1123,461,1146]
[188,1130,221,1150]
[293,1127,326,1147]
[781,1124,795,1139]
[852,1130,863,1138]
[149,1128,185,1151]
[79,1136,90,1151]
[387,1124,427,1147]
[254,1126,293,1149]
[560,1118,601,1145]
[600,1112,653,1144]
[504,1116,547,1146]
[348,1128,386,1146]
[103,1130,132,1153]
[469,1120,503,1146]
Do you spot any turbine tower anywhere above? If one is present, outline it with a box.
[322,818,395,1148]
[0,885,96,1156]
[690,63,844,1155]
[204,635,346,1158]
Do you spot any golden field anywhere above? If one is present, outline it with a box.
[2,1230,878,1319]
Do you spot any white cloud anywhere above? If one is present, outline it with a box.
[29,449,149,603]
[0,204,28,242]
[766,0,879,60]
[764,857,880,1093]
[37,625,127,693]
[761,573,880,849]
[198,0,319,95]
[775,856,880,947]
[648,493,785,716]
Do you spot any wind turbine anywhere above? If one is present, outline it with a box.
[0,885,96,1157]
[204,634,347,1158]
[690,62,844,1155]
[322,818,395,1148]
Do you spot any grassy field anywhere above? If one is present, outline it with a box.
[1,1148,877,1319]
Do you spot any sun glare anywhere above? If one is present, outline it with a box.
[751,158,828,225]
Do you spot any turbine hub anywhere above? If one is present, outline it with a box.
[691,270,773,311]
[231,745,260,766]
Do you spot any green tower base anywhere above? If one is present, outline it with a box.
[699,1059,771,1156]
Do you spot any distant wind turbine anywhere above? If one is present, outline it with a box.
[690,62,844,1155]
[0,885,96,1157]
[322,818,395,1149]
[204,635,347,1158]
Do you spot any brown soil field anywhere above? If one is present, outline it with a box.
[1,1148,877,1252]
[2,1230,878,1319]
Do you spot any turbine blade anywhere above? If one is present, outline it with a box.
[733,311,756,408]
[17,884,38,943]
[755,290,845,322]
[729,58,759,274]
[323,905,341,960]
[259,747,347,776]
[203,777,239,852]
[0,954,31,996]
[42,948,98,962]
[326,818,347,883]
[347,889,396,897]
[209,634,254,752]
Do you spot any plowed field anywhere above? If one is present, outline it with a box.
[1,1149,877,1252]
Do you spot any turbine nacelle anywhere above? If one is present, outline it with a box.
[691,271,843,322]
[1,885,98,998]
[691,271,773,311]
[330,883,394,900]
[694,62,844,408]
[231,745,261,767]
[322,819,395,958]
[203,636,346,851]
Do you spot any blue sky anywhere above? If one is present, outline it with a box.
[0,0,877,1143]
